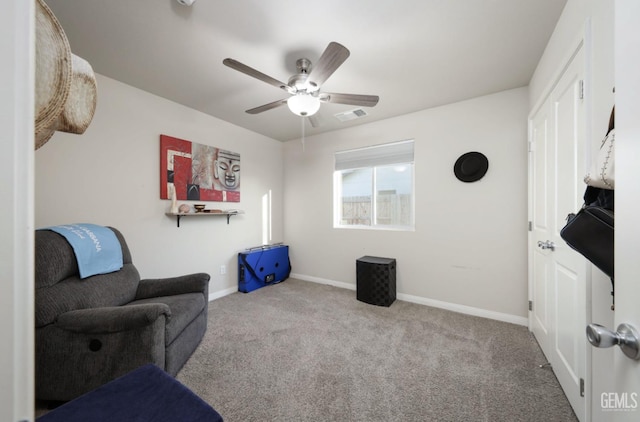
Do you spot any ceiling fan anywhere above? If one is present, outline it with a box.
[223,42,379,126]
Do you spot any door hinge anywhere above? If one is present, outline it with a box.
[580,378,585,397]
[528,221,532,231]
[528,300,533,311]
[528,141,535,152]
[579,80,584,100]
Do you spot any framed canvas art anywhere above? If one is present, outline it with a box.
[160,134,240,202]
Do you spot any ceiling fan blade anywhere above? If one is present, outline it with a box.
[246,98,289,114]
[308,42,350,87]
[321,93,379,107]
[223,58,291,93]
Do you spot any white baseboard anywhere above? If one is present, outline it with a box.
[290,273,356,291]
[291,272,528,327]
[208,286,236,302]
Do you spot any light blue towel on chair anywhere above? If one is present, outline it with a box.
[45,224,123,279]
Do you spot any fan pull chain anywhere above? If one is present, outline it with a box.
[301,117,306,151]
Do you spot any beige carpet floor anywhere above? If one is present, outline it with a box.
[175,278,578,422]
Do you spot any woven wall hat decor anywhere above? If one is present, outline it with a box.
[35,0,97,150]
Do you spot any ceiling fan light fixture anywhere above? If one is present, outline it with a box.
[287,94,320,117]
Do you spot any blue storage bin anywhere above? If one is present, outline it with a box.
[238,245,291,293]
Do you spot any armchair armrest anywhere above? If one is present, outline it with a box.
[135,273,210,300]
[56,303,171,334]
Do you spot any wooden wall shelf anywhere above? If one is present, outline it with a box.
[165,210,244,227]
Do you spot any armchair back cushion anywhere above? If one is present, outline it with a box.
[35,228,140,327]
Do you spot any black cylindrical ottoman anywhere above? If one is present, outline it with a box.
[356,256,396,306]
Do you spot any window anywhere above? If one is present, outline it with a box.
[334,140,414,230]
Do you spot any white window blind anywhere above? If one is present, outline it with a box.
[334,140,414,171]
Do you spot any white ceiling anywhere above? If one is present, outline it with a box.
[46,0,567,142]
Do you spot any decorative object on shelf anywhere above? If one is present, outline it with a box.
[178,204,191,214]
[160,134,241,203]
[453,151,489,183]
[193,204,205,213]
[166,209,244,227]
[35,0,97,150]
[169,185,179,214]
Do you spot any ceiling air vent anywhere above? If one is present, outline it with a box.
[334,109,368,122]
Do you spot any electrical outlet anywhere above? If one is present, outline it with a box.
[220,265,226,275]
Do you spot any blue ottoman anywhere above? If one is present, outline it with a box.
[37,364,222,422]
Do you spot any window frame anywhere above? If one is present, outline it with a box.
[333,140,415,231]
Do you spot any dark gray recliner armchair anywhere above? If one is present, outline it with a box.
[35,227,210,401]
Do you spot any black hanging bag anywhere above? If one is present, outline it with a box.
[560,202,614,279]
[560,106,615,306]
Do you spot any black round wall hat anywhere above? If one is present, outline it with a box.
[453,152,489,183]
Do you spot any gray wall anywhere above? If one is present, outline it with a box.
[35,74,285,296]
[283,87,529,323]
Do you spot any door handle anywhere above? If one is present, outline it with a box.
[537,240,556,251]
[586,323,640,360]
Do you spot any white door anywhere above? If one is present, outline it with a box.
[529,44,588,421]
[530,95,554,356]
[597,2,640,420]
